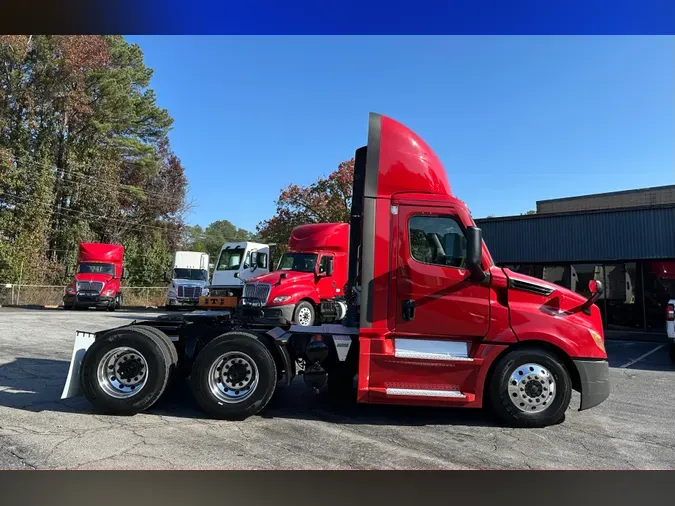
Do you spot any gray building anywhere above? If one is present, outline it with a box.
[476,185,675,334]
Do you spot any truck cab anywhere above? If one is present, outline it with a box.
[63,243,126,311]
[239,223,349,327]
[165,251,210,308]
[206,242,271,299]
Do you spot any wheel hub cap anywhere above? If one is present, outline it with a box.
[208,352,259,403]
[507,362,556,413]
[96,347,148,399]
[298,307,311,325]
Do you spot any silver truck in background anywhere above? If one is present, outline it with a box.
[165,251,210,309]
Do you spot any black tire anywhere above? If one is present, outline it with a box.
[122,324,179,367]
[80,326,173,415]
[63,305,73,310]
[116,293,123,310]
[293,301,315,326]
[669,341,675,363]
[488,348,572,428]
[190,332,277,420]
[107,299,116,312]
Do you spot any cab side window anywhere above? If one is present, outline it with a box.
[319,255,333,274]
[257,252,268,269]
[409,216,467,268]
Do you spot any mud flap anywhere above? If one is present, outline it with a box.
[60,331,96,400]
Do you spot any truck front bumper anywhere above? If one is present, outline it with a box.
[573,359,610,411]
[237,303,296,325]
[168,297,199,307]
[64,294,115,308]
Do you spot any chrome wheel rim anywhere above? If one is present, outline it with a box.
[297,307,312,326]
[96,347,149,399]
[208,351,259,404]
[507,362,556,413]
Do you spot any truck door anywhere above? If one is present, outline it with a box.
[395,205,491,338]
[317,254,336,298]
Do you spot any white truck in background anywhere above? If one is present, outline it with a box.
[165,251,210,309]
[203,241,272,300]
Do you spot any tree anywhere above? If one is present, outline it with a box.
[0,36,189,286]
[184,220,254,260]
[256,158,354,248]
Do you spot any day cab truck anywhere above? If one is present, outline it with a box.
[198,241,271,310]
[165,251,210,309]
[238,222,349,327]
[63,243,127,311]
[61,112,610,428]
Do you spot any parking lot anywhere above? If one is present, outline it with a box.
[1,307,674,469]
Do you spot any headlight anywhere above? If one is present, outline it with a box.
[273,295,290,303]
[589,329,605,353]
[104,289,116,296]
[66,287,76,295]
[201,288,210,296]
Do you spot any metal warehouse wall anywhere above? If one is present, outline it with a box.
[475,206,675,264]
[536,185,675,215]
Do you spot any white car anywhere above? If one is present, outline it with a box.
[668,299,675,362]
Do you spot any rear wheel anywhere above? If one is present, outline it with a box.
[489,348,572,428]
[293,301,315,326]
[190,332,277,420]
[80,326,173,415]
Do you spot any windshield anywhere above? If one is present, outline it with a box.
[216,247,245,271]
[173,268,208,281]
[278,253,318,273]
[77,262,115,275]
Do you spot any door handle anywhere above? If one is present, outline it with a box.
[402,299,416,321]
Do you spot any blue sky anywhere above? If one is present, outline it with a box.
[126,36,674,231]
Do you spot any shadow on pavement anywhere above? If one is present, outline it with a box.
[14,340,669,426]
[0,357,507,428]
[0,357,89,415]
[606,340,675,372]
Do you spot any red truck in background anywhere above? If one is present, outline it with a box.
[238,223,349,327]
[63,112,610,428]
[63,243,127,311]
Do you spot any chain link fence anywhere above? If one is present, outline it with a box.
[0,284,168,308]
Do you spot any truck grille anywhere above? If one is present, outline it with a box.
[76,281,104,293]
[243,282,271,304]
[177,286,201,299]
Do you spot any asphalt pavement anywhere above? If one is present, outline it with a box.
[1,307,674,469]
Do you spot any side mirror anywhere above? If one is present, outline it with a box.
[322,257,334,277]
[234,272,239,279]
[465,226,487,283]
[280,273,287,280]
[66,266,72,276]
[163,271,170,283]
[121,267,128,280]
[581,279,604,315]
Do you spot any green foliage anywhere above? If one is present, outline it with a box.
[184,220,254,260]
[0,36,188,286]
[256,158,354,248]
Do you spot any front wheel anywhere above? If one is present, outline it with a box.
[488,348,572,428]
[190,332,277,420]
[293,301,315,326]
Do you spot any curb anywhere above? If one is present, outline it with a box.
[5,304,163,312]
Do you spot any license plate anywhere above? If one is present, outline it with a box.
[198,296,238,308]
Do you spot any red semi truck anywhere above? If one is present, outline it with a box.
[239,222,349,327]
[61,113,609,428]
[63,243,127,311]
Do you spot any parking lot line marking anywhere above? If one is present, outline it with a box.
[619,344,665,368]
